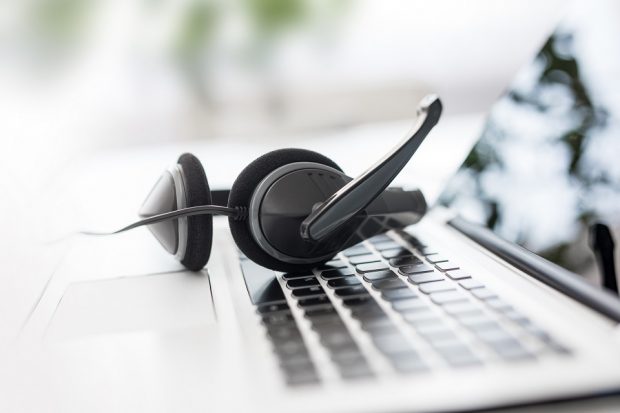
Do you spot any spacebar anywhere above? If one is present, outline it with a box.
[240,259,285,305]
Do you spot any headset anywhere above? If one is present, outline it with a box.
[91,95,442,272]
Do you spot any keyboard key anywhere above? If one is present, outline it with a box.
[257,302,289,314]
[471,288,498,300]
[337,360,374,380]
[372,333,413,356]
[399,263,434,275]
[282,272,314,280]
[286,277,319,289]
[391,298,429,313]
[356,262,389,273]
[485,297,513,312]
[305,306,337,319]
[382,287,418,301]
[318,260,347,270]
[334,286,368,297]
[371,278,407,290]
[368,234,393,244]
[350,304,385,320]
[407,272,444,284]
[426,255,449,264]
[319,330,357,350]
[273,338,308,357]
[389,255,423,267]
[418,281,457,294]
[327,277,361,289]
[435,261,460,271]
[321,268,355,280]
[488,339,533,361]
[262,312,294,326]
[381,248,412,259]
[363,270,396,282]
[402,313,443,328]
[419,247,438,256]
[390,354,428,374]
[434,344,481,367]
[348,254,380,265]
[474,326,514,343]
[459,279,484,289]
[291,286,325,298]
[459,315,500,331]
[342,296,373,307]
[361,321,400,336]
[418,328,458,344]
[342,244,371,257]
[266,325,302,341]
[298,296,331,308]
[445,270,471,280]
[442,302,483,317]
[373,241,402,251]
[503,310,531,325]
[429,291,468,304]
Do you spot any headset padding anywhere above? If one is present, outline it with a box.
[228,148,342,272]
[177,153,213,271]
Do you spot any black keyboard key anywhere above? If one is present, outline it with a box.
[286,276,319,289]
[407,272,444,284]
[321,268,355,280]
[426,255,449,264]
[356,262,389,273]
[348,254,380,265]
[319,330,357,350]
[418,281,456,294]
[298,295,331,308]
[362,270,396,282]
[381,248,412,259]
[361,321,400,336]
[399,263,434,275]
[334,286,368,297]
[318,260,347,270]
[262,312,294,326]
[266,325,302,341]
[291,286,325,298]
[273,337,307,356]
[342,296,373,307]
[257,302,289,314]
[382,288,418,301]
[389,255,423,267]
[305,306,337,319]
[372,278,407,291]
[342,244,371,257]
[282,272,315,280]
[328,277,361,289]
[336,359,374,380]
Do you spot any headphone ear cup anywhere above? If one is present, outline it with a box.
[228,148,342,271]
[177,153,213,271]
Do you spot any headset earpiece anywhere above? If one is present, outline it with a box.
[176,153,213,271]
[227,148,342,272]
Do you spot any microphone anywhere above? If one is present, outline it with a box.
[300,95,442,241]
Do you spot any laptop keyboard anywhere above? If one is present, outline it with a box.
[240,230,570,386]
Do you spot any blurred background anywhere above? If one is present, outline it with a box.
[0,0,576,340]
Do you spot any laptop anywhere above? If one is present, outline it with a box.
[15,6,620,413]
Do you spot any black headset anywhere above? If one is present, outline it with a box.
[94,95,442,272]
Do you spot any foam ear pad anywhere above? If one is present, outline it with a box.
[228,148,342,272]
[177,153,213,271]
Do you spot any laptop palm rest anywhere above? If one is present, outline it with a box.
[47,272,216,341]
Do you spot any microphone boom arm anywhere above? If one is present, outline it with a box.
[300,95,442,242]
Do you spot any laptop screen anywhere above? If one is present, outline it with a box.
[438,17,620,281]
